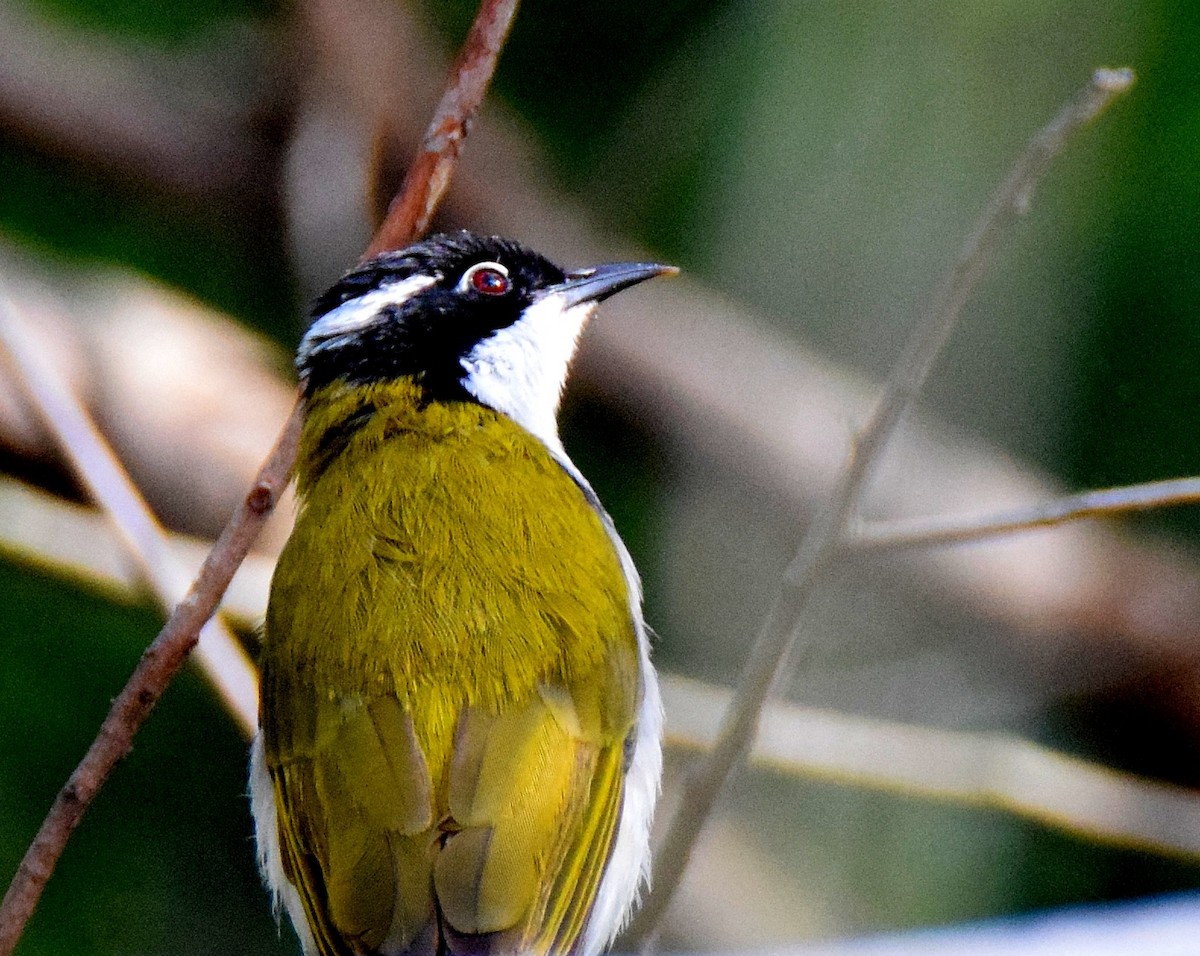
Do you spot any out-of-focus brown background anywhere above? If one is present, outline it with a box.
[2,0,1200,953]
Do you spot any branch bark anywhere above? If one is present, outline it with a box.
[363,0,519,257]
[851,475,1200,552]
[624,68,1135,947]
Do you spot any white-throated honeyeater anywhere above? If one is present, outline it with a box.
[250,232,675,956]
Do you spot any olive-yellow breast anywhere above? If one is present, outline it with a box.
[250,232,673,956]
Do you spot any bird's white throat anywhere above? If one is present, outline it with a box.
[459,293,596,463]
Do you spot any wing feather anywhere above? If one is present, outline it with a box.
[268,692,440,955]
[535,744,625,956]
[274,766,355,956]
[436,687,630,956]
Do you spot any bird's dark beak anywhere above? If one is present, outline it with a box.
[551,261,678,309]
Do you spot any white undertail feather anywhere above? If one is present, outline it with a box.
[250,734,319,956]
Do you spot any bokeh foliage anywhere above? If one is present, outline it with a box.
[3,0,1200,953]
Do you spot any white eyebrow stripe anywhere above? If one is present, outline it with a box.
[297,274,438,362]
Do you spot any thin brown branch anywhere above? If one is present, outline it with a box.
[0,392,301,956]
[851,475,1200,552]
[362,0,520,257]
[625,67,1135,947]
[0,1,519,950]
[0,292,258,736]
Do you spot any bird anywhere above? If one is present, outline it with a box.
[249,231,674,956]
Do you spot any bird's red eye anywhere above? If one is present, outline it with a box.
[468,265,511,296]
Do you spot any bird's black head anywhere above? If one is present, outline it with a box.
[298,231,675,443]
[298,232,567,398]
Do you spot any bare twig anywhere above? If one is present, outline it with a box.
[626,68,1135,946]
[0,0,519,950]
[661,676,1200,861]
[0,293,259,735]
[362,0,520,256]
[851,475,1200,551]
[0,393,300,956]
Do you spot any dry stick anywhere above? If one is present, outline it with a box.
[0,293,259,736]
[0,0,520,949]
[363,0,520,258]
[0,395,300,956]
[851,475,1200,552]
[626,67,1135,947]
[660,676,1200,861]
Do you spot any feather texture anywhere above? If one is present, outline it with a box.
[257,379,645,956]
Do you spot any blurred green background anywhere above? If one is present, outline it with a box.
[3,0,1200,953]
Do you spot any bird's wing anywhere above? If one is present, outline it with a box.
[263,642,639,956]
[268,691,440,956]
[435,669,634,956]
